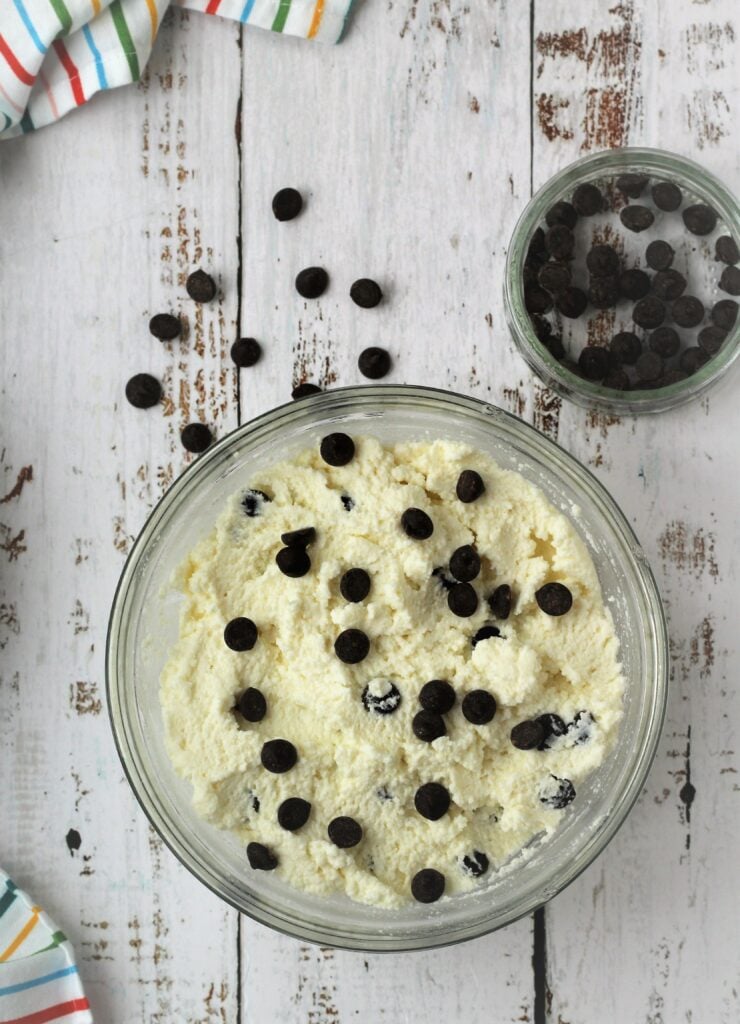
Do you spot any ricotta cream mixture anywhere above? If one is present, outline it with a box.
[160,436,625,907]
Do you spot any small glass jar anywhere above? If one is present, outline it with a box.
[504,148,740,414]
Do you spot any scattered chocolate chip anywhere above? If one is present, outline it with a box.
[231,337,261,367]
[261,739,297,774]
[350,278,383,308]
[328,816,363,848]
[635,350,663,382]
[671,295,705,328]
[697,325,727,357]
[588,275,620,309]
[414,782,450,821]
[401,508,434,540]
[540,776,576,809]
[616,172,649,198]
[472,625,501,647]
[320,432,355,466]
[578,346,610,381]
[645,240,674,271]
[556,286,588,319]
[538,262,571,293]
[334,629,370,664]
[125,373,161,409]
[618,268,651,301]
[526,227,548,262]
[281,526,316,547]
[362,680,401,715]
[524,284,553,315]
[531,314,553,342]
[276,546,311,578]
[620,205,654,233]
[586,244,620,277]
[432,566,456,592]
[272,187,303,221]
[448,583,478,618]
[236,687,266,722]
[186,269,217,303]
[456,469,485,503]
[292,382,322,400]
[536,713,568,750]
[511,719,545,750]
[610,331,642,365]
[652,269,687,301]
[602,368,630,391]
[295,266,329,299]
[246,842,278,870]
[277,797,311,831]
[535,582,573,616]
[181,423,213,453]
[712,299,738,331]
[715,235,740,265]
[572,182,603,216]
[412,710,446,743]
[545,224,575,260]
[224,617,258,651]
[657,369,689,387]
[545,201,578,229]
[449,545,481,583]
[544,335,565,360]
[462,689,497,725]
[149,312,181,341]
[648,327,680,358]
[340,568,371,603]
[358,346,391,379]
[340,494,355,512]
[632,295,666,329]
[679,347,710,374]
[419,680,456,714]
[488,583,512,619]
[682,203,718,236]
[651,180,682,212]
[569,710,596,745]
[461,851,489,877]
[411,868,445,903]
[719,266,740,296]
[242,489,271,517]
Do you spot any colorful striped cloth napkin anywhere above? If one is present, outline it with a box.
[0,872,92,1024]
[0,0,355,140]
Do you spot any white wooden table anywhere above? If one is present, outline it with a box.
[1,1,738,1020]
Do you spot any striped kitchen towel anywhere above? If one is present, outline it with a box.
[0,0,355,140]
[0,871,92,1024]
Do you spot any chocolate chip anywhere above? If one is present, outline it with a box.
[242,489,271,517]
[545,224,575,260]
[320,432,355,466]
[610,331,642,365]
[545,201,578,229]
[648,327,680,358]
[261,739,297,774]
[544,335,565,360]
[602,368,630,391]
[618,268,651,300]
[462,690,497,725]
[149,312,181,341]
[682,203,718,236]
[449,545,481,583]
[719,266,740,296]
[411,868,445,903]
[526,227,548,262]
[511,719,545,750]
[645,240,674,271]
[524,284,553,315]
[671,295,704,328]
[620,205,654,233]
[652,269,687,301]
[277,797,311,831]
[632,296,666,329]
[340,494,355,512]
[535,582,573,616]
[588,276,620,309]
[181,423,213,453]
[712,299,738,331]
[488,583,512,619]
[697,325,727,357]
[531,315,553,341]
[334,629,370,664]
[657,369,689,387]
[578,346,610,381]
[224,617,258,651]
[556,286,588,319]
[350,278,383,308]
[401,508,434,540]
[536,713,568,750]
[651,180,682,211]
[292,382,322,399]
[362,680,401,715]
[328,816,363,848]
[340,568,371,602]
[635,351,664,382]
[272,187,303,221]
[186,269,217,303]
[412,710,446,742]
[456,469,485,503]
[295,266,329,299]
[538,262,571,293]
[281,527,316,547]
[679,347,710,375]
[447,583,478,618]
[358,346,391,379]
[715,235,740,265]
[246,842,278,870]
[276,546,311,577]
[569,710,596,745]
[572,182,603,216]
[461,851,489,877]
[125,373,161,409]
[616,172,649,198]
[414,782,450,821]
[472,625,501,647]
[540,775,576,809]
[236,687,266,722]
[419,680,456,714]
[231,337,262,367]
[586,244,620,277]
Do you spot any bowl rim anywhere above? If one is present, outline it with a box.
[106,383,669,950]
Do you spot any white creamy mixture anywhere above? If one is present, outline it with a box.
[160,437,625,907]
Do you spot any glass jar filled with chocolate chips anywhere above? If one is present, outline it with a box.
[504,148,740,413]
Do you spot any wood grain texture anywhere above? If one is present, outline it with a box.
[0,0,738,1020]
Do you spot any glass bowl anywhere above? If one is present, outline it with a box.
[504,148,740,414]
[106,385,668,951]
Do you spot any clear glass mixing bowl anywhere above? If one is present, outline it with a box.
[106,385,668,951]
